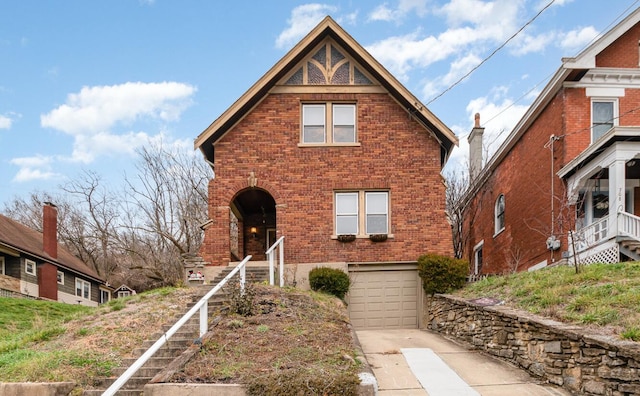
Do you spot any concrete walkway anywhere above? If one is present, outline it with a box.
[356,329,571,396]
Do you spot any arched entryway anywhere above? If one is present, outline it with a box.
[230,188,276,261]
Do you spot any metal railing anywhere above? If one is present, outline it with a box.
[266,236,285,287]
[102,255,252,396]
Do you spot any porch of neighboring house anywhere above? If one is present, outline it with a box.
[562,128,640,264]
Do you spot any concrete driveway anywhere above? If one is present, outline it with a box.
[355,329,571,396]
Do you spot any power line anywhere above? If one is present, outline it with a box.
[425,0,556,106]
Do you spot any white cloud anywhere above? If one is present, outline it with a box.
[368,0,428,22]
[0,114,11,129]
[276,4,338,50]
[41,81,195,135]
[10,155,59,182]
[559,26,599,52]
[509,31,556,56]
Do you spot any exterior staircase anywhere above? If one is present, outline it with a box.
[83,266,269,395]
[618,237,640,261]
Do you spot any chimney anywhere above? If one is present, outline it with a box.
[468,113,485,179]
[43,202,58,259]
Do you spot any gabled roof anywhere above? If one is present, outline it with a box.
[0,214,103,283]
[194,16,458,166]
[471,7,640,187]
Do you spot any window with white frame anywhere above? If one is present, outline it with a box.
[57,270,64,285]
[25,259,36,276]
[335,191,389,236]
[473,241,484,275]
[75,278,91,299]
[302,103,356,144]
[591,99,617,142]
[100,289,110,304]
[118,290,131,298]
[0,257,4,275]
[495,194,505,235]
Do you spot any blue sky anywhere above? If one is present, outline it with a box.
[1,0,639,207]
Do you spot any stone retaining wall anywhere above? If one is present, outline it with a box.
[423,295,640,395]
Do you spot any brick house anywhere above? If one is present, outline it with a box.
[0,203,109,306]
[460,8,640,274]
[194,17,457,329]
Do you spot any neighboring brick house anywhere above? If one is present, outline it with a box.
[194,17,458,329]
[460,8,640,275]
[0,203,109,306]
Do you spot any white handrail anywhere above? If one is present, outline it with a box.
[266,236,285,287]
[619,211,640,240]
[103,255,252,396]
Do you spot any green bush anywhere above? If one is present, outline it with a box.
[417,254,468,296]
[308,267,350,300]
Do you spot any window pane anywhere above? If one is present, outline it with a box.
[333,105,354,125]
[83,283,90,299]
[303,126,325,143]
[337,215,358,234]
[333,126,355,143]
[303,105,325,143]
[366,214,388,234]
[593,102,613,123]
[336,193,358,214]
[366,192,387,214]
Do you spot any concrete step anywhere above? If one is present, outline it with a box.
[121,356,176,368]
[83,389,142,396]
[91,376,151,390]
[111,366,165,378]
[140,338,194,349]
[132,346,185,358]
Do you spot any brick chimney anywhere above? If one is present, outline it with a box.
[43,202,58,259]
[468,113,485,180]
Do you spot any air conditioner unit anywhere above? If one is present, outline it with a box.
[546,235,561,251]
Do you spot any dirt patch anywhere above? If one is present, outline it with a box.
[171,284,361,395]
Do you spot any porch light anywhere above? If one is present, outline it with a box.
[250,227,258,238]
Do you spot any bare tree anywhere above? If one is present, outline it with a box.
[122,142,212,285]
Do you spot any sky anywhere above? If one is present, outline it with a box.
[1,0,639,207]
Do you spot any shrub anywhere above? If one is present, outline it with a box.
[309,267,350,300]
[417,254,468,296]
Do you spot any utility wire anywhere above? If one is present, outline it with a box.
[425,0,556,106]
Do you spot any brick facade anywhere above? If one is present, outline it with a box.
[462,14,640,273]
[200,93,452,266]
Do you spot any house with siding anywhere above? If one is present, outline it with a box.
[194,16,458,329]
[460,7,640,274]
[0,203,108,306]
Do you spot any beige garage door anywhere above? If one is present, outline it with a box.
[348,267,419,329]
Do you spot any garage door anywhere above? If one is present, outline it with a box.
[348,267,420,329]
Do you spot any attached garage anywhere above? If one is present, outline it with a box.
[348,263,421,329]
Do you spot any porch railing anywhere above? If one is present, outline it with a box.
[102,255,252,396]
[618,211,640,241]
[572,217,609,252]
[266,236,285,287]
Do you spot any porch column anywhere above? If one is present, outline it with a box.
[608,159,626,236]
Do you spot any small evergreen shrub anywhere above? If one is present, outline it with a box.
[309,267,350,300]
[417,254,468,296]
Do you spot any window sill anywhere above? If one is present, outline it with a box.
[332,234,394,240]
[493,228,505,238]
[298,142,361,148]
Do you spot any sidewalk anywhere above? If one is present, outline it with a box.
[356,329,571,396]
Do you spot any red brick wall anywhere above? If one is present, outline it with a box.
[464,91,570,273]
[38,262,58,301]
[596,22,640,68]
[200,92,452,266]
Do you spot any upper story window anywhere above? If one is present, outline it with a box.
[335,191,389,236]
[495,194,505,235]
[302,103,356,144]
[592,99,617,142]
